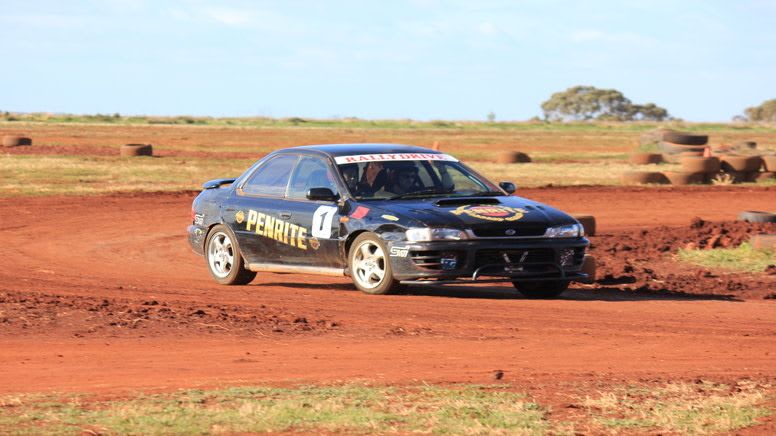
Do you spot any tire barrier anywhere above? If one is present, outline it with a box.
[680,156,720,174]
[621,171,670,185]
[495,151,531,164]
[2,135,32,147]
[120,143,153,157]
[629,153,663,165]
[659,141,706,155]
[720,155,762,172]
[573,215,596,236]
[762,155,776,172]
[737,211,776,223]
[663,171,706,185]
[661,130,709,146]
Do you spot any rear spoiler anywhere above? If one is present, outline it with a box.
[202,178,237,189]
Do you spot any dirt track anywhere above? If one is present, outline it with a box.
[1,187,774,397]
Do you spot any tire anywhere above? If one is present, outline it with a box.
[762,156,776,172]
[659,141,706,155]
[2,135,32,147]
[512,280,569,299]
[664,171,706,185]
[120,143,153,157]
[720,156,763,172]
[629,153,663,165]
[621,171,670,185]
[348,232,398,295]
[680,157,720,174]
[737,211,776,224]
[661,131,708,146]
[496,151,531,164]
[205,224,256,285]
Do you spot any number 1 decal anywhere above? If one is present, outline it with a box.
[311,206,338,239]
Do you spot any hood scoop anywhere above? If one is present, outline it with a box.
[434,197,502,207]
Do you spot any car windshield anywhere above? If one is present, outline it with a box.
[337,157,501,200]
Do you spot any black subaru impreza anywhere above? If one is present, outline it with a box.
[188,144,588,298]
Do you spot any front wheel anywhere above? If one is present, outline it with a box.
[512,280,569,299]
[205,225,256,285]
[348,233,398,295]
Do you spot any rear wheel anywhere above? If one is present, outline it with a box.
[205,225,256,285]
[349,233,398,295]
[512,280,569,299]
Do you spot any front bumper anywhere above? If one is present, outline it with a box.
[386,237,589,284]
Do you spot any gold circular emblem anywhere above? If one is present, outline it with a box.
[309,237,320,250]
[450,205,526,222]
[235,210,245,224]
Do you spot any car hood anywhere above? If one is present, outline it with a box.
[363,195,577,237]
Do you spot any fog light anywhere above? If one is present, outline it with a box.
[560,248,575,266]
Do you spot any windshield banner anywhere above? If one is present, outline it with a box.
[334,153,459,164]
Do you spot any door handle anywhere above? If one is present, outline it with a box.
[279,212,292,220]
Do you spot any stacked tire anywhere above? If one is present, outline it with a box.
[717,155,766,183]
[659,130,708,159]
[754,155,776,182]
[665,156,720,185]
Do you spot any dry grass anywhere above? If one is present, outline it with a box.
[580,380,772,434]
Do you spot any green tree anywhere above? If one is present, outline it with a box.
[743,98,776,122]
[541,85,670,121]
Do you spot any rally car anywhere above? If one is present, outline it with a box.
[187,144,589,298]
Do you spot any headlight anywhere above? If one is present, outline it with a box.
[544,223,583,238]
[405,228,468,242]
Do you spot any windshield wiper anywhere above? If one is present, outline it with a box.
[461,190,504,197]
[389,188,449,200]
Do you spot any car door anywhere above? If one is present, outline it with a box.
[282,155,344,268]
[223,153,299,266]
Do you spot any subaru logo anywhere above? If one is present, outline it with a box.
[504,228,516,236]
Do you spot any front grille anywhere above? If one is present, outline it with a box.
[475,248,556,268]
[471,225,547,237]
[410,250,465,271]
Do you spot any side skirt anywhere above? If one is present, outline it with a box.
[247,263,345,277]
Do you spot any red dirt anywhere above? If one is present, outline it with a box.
[0,187,774,429]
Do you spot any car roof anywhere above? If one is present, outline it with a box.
[285,143,441,158]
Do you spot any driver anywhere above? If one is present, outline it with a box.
[386,163,421,195]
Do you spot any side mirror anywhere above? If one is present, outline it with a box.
[499,181,516,194]
[306,187,339,202]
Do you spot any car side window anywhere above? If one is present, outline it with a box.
[241,154,298,197]
[287,156,339,200]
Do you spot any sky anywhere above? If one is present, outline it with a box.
[1,0,775,122]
